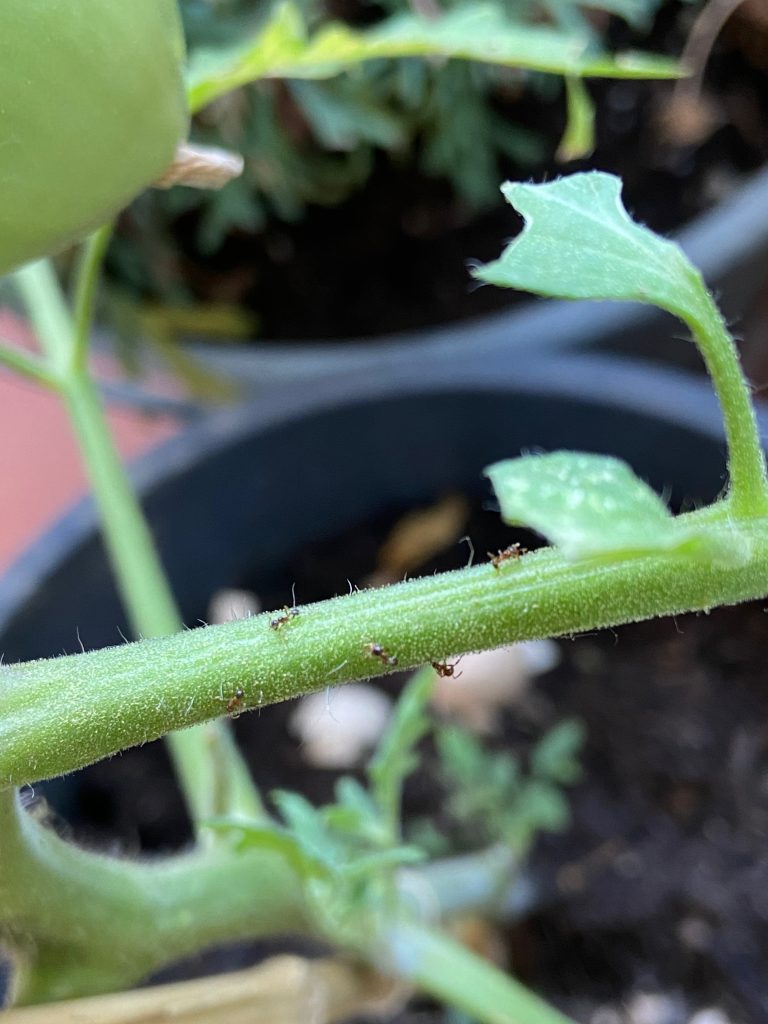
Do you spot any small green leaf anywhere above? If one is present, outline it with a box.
[486,451,746,562]
[473,171,705,323]
[272,790,344,868]
[530,720,584,784]
[513,780,571,836]
[204,817,320,877]
[187,2,681,112]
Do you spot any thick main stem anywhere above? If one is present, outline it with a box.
[0,787,544,1010]
[0,791,308,1004]
[3,509,768,789]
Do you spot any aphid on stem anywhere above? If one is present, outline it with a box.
[366,642,398,667]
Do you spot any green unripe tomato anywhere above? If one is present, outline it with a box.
[0,0,188,277]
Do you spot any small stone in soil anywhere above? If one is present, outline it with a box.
[429,639,560,734]
[688,1010,733,1024]
[627,991,687,1024]
[289,684,393,769]
[208,588,261,624]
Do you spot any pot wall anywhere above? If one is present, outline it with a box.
[162,164,768,394]
[0,354,755,662]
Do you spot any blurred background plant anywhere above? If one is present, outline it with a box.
[171,0,663,245]
[102,0,673,359]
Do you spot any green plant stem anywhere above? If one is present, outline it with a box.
[0,338,60,388]
[12,260,73,374]
[679,284,768,516]
[3,507,768,788]
[61,371,262,826]
[71,225,113,373]
[374,918,572,1024]
[11,257,262,828]
[0,785,546,1012]
[0,790,308,1004]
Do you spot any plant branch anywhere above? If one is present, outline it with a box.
[2,507,767,789]
[71,224,113,373]
[12,261,73,374]
[678,283,768,517]
[0,791,308,1005]
[0,339,59,389]
[373,918,572,1024]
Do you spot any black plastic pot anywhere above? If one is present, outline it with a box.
[102,163,768,410]
[0,352,761,659]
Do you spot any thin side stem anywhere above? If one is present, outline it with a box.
[71,225,113,373]
[0,339,60,389]
[12,261,73,373]
[374,919,573,1024]
[675,278,768,516]
[62,370,263,828]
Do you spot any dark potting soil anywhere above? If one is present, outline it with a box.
[108,2,768,343]
[42,496,768,1023]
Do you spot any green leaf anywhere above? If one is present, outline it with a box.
[322,777,391,847]
[473,171,706,323]
[186,2,682,112]
[530,720,584,784]
[203,817,320,878]
[486,451,748,562]
[512,780,571,836]
[271,790,345,869]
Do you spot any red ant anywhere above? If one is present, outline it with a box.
[432,658,463,679]
[366,642,398,667]
[270,606,300,630]
[488,544,526,569]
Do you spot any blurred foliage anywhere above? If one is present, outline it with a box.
[209,668,583,950]
[151,0,665,253]
[434,719,584,853]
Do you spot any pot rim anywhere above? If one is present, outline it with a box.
[162,162,768,383]
[0,352,759,638]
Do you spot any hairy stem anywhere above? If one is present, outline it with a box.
[0,786,546,1012]
[2,507,767,789]
[678,283,768,516]
[0,791,308,1004]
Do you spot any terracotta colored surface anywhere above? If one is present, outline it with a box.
[0,310,178,571]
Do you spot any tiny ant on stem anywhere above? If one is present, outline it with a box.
[220,687,245,716]
[366,642,398,667]
[431,658,463,679]
[488,544,526,569]
[270,606,300,630]
[270,584,300,630]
